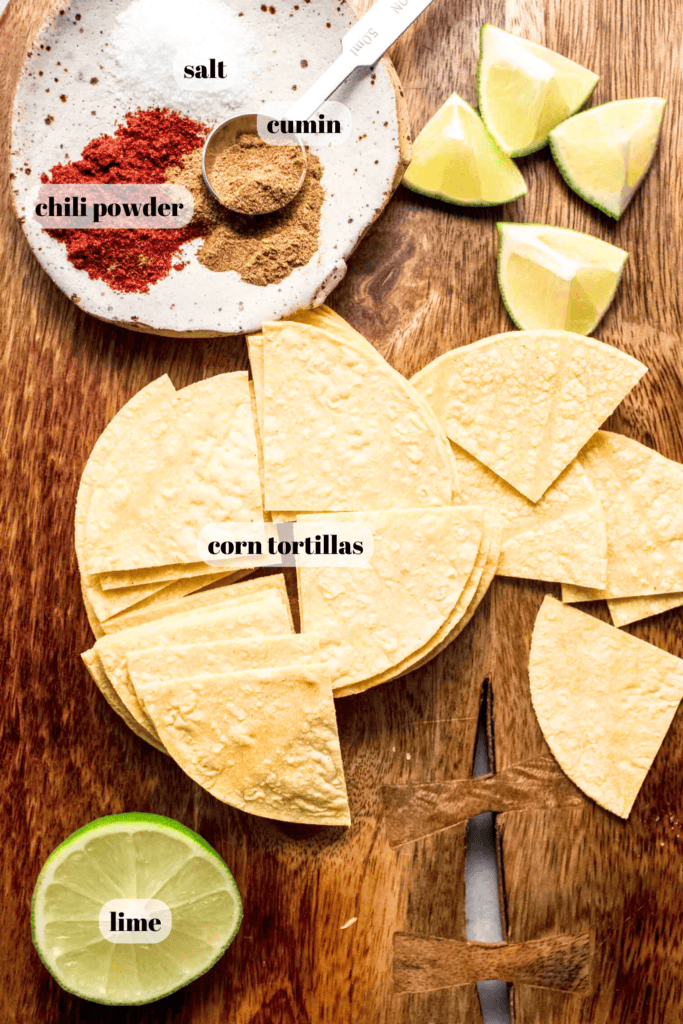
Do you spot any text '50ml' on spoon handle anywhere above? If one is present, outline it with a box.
[287,0,437,122]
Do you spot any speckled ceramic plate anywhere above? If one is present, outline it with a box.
[11,0,409,336]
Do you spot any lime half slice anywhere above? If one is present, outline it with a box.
[403,92,527,206]
[478,25,599,157]
[549,98,666,219]
[31,813,242,1005]
[497,222,628,335]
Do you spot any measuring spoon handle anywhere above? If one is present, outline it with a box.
[287,0,436,121]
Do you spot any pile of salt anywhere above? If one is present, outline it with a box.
[107,0,262,122]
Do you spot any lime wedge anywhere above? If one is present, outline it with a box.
[497,223,628,334]
[549,98,666,219]
[31,813,242,1005]
[478,25,599,157]
[402,92,527,206]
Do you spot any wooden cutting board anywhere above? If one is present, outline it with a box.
[2,0,683,1021]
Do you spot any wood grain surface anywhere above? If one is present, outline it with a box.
[2,0,683,1022]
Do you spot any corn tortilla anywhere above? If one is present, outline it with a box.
[449,442,607,587]
[563,431,683,603]
[142,666,350,826]
[411,331,646,502]
[86,373,263,574]
[92,593,293,739]
[81,649,164,752]
[128,634,324,691]
[258,321,455,512]
[280,308,459,500]
[333,509,501,696]
[608,593,683,628]
[530,596,683,817]
[98,563,235,590]
[76,377,181,623]
[103,573,289,634]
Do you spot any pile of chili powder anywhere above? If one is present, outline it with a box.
[41,109,210,293]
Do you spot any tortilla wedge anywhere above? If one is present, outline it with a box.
[128,634,324,690]
[86,373,263,575]
[91,592,293,740]
[141,666,350,826]
[286,310,459,499]
[98,563,233,590]
[563,431,683,603]
[449,442,607,587]
[411,331,646,502]
[102,573,290,634]
[408,510,502,672]
[256,319,456,512]
[298,507,484,693]
[530,596,683,817]
[76,377,180,624]
[608,593,683,628]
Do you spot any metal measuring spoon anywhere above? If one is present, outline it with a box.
[203,0,437,214]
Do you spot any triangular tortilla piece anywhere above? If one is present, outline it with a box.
[142,666,350,825]
[81,649,164,752]
[333,510,500,697]
[298,508,482,692]
[98,569,246,626]
[450,443,607,587]
[128,634,324,691]
[608,593,683,628]
[81,481,190,627]
[102,573,290,634]
[561,432,683,603]
[411,331,646,502]
[98,563,234,590]
[249,305,388,441]
[258,321,455,512]
[250,310,457,511]
[86,373,263,574]
[75,377,179,624]
[92,593,293,740]
[89,577,171,619]
[287,304,364,342]
[246,333,265,438]
[276,310,460,502]
[529,596,683,817]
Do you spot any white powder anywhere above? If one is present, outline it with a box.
[108,0,262,123]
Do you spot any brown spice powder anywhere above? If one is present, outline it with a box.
[210,133,305,215]
[167,147,324,287]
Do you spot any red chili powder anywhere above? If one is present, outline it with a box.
[42,108,209,293]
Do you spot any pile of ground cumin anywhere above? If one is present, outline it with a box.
[210,133,306,215]
[167,144,324,286]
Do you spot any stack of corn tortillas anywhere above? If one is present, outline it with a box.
[77,305,683,823]
[76,311,496,825]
